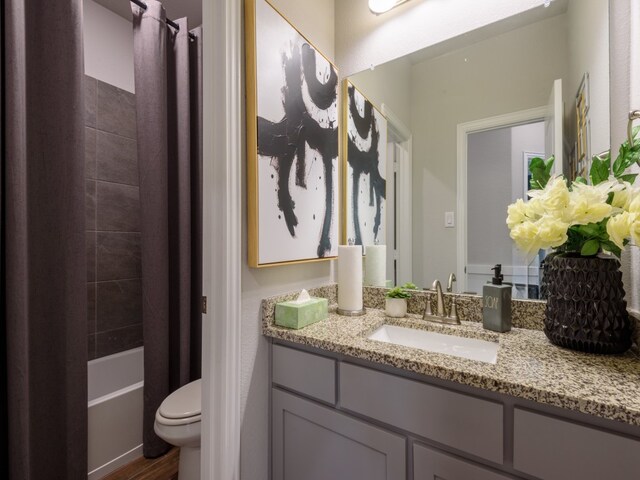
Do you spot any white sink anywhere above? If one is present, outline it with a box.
[367,324,499,364]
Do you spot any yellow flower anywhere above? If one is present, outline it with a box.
[509,221,542,260]
[606,212,635,249]
[506,199,528,229]
[528,176,570,219]
[629,194,640,215]
[537,216,569,248]
[569,182,614,225]
[611,181,634,210]
[631,220,640,246]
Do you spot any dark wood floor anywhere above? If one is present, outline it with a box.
[101,448,179,480]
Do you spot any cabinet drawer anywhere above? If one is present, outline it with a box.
[340,363,503,463]
[513,408,640,480]
[272,344,336,404]
[272,389,406,480]
[414,444,512,480]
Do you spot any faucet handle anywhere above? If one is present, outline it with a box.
[423,296,434,317]
[448,297,459,323]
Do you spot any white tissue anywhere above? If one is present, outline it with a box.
[292,289,312,304]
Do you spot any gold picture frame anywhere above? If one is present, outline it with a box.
[245,0,340,267]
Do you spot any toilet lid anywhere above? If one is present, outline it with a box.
[159,379,201,420]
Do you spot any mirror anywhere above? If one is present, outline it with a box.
[345,0,610,298]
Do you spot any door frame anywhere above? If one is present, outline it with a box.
[455,106,547,293]
[382,104,413,286]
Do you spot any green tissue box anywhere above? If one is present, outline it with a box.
[275,297,328,329]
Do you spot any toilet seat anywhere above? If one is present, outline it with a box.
[156,379,202,426]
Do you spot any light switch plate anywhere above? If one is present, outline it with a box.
[445,211,455,228]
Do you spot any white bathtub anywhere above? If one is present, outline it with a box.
[88,347,144,479]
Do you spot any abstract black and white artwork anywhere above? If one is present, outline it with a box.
[247,0,339,267]
[345,81,387,246]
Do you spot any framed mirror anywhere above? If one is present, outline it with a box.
[344,0,610,298]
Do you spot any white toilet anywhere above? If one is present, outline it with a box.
[154,379,202,480]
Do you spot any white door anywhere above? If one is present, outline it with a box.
[545,78,564,176]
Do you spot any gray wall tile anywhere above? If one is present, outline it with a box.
[87,232,96,282]
[96,232,141,281]
[96,81,137,139]
[96,279,142,332]
[86,180,96,230]
[88,282,96,335]
[88,334,97,361]
[85,127,97,179]
[96,131,138,186]
[96,181,140,232]
[85,76,97,128]
[96,324,143,358]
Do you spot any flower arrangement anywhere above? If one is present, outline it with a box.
[507,131,640,261]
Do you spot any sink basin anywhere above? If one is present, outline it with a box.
[367,324,499,364]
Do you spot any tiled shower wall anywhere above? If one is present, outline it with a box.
[85,75,143,360]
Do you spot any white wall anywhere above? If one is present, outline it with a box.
[240,2,336,479]
[336,0,545,76]
[83,0,135,93]
[410,14,569,288]
[565,0,610,156]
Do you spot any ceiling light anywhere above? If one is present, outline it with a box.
[369,0,409,14]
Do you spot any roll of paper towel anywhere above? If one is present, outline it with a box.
[338,245,363,312]
[364,245,386,287]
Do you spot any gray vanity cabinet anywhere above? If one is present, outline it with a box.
[270,342,640,480]
[413,444,513,480]
[272,389,407,480]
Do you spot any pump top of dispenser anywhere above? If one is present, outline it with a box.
[491,264,504,285]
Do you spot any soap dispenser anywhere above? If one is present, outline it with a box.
[482,264,512,333]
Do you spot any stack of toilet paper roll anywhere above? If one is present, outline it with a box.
[364,245,386,287]
[338,245,364,314]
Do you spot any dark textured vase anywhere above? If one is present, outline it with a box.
[544,254,631,354]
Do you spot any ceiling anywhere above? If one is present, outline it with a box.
[94,0,202,29]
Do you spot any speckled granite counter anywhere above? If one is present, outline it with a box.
[262,285,640,427]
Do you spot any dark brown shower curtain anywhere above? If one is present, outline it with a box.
[130,1,203,458]
[2,0,87,479]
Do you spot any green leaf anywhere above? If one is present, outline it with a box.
[619,173,638,184]
[574,176,587,184]
[590,155,610,185]
[601,240,622,258]
[575,223,601,237]
[580,239,600,256]
[529,156,554,189]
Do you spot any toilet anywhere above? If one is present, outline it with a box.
[154,379,202,480]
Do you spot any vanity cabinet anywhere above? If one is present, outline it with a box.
[413,444,512,480]
[272,389,406,480]
[270,342,640,480]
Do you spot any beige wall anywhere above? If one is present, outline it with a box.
[349,57,413,129]
[240,1,336,479]
[336,0,545,76]
[410,14,569,288]
[565,0,610,155]
[83,0,135,93]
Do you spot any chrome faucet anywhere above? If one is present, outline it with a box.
[423,279,461,325]
[447,273,456,293]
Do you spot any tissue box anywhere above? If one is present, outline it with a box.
[275,297,328,329]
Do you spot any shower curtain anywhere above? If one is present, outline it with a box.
[130,0,203,458]
[2,0,87,479]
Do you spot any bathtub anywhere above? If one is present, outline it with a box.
[88,347,144,479]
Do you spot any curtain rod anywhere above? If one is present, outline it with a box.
[130,0,196,40]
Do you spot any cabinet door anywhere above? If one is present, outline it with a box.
[272,389,406,480]
[414,444,512,480]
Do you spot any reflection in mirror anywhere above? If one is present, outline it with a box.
[346,0,610,299]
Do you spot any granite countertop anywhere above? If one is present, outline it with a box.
[262,286,640,427]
